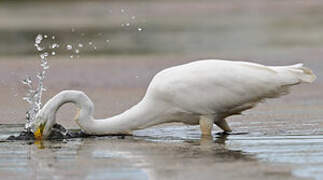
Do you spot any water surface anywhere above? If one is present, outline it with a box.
[1,124,323,180]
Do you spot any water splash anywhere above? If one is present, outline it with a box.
[21,24,142,130]
[51,43,59,49]
[66,44,73,50]
[22,34,52,132]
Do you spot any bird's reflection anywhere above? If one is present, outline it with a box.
[23,132,254,180]
[200,134,228,145]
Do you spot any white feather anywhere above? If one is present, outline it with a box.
[31,59,316,138]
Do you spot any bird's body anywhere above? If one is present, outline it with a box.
[31,59,316,139]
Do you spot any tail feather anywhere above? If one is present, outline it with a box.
[286,63,316,83]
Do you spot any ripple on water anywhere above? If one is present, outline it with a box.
[86,168,148,180]
[227,135,323,180]
[1,124,323,179]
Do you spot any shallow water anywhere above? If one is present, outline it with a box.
[1,124,323,180]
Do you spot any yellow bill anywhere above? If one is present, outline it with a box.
[34,122,46,140]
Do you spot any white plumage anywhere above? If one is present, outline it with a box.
[31,59,316,139]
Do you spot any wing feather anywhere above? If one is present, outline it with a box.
[147,59,312,115]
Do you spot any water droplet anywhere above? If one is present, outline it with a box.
[44,35,48,38]
[93,46,97,50]
[66,44,73,50]
[35,45,44,52]
[35,34,43,44]
[22,77,32,86]
[70,55,74,59]
[121,9,125,13]
[75,49,80,54]
[89,42,93,45]
[35,71,46,80]
[126,23,130,26]
[78,43,84,48]
[23,97,32,104]
[137,28,143,31]
[131,16,136,20]
[51,36,55,40]
[51,43,59,49]
[51,51,56,56]
[41,61,49,68]
[37,72,43,80]
[28,89,35,94]
[40,52,49,59]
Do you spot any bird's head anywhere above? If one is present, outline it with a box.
[30,110,53,140]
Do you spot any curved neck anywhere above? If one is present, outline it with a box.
[41,90,161,135]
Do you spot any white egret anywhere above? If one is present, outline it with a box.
[30,59,316,139]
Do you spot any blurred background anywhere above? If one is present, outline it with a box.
[0,0,322,130]
[2,0,323,57]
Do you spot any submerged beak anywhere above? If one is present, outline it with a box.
[34,122,46,140]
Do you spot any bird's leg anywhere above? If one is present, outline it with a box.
[199,116,214,137]
[214,119,232,134]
